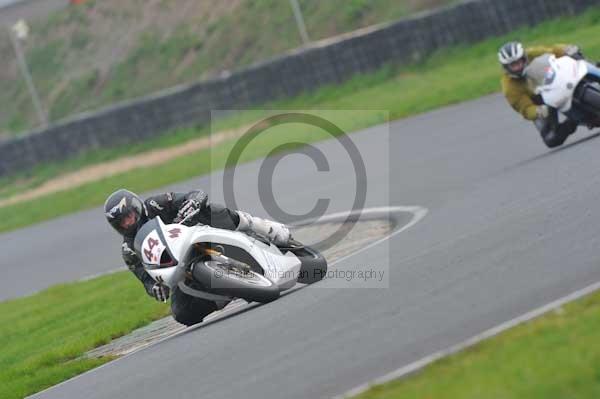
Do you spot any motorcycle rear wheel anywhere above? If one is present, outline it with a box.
[285,244,328,285]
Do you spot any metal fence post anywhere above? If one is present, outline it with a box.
[289,0,310,45]
[9,20,48,129]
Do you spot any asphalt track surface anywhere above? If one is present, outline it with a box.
[9,93,600,398]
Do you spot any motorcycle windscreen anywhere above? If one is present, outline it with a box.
[525,53,553,88]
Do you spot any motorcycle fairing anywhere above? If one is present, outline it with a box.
[135,217,302,291]
[534,55,588,112]
[185,226,302,289]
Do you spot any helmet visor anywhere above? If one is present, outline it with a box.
[507,58,526,75]
[120,210,140,231]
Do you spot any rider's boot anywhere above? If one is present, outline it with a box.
[236,211,291,246]
[558,118,578,137]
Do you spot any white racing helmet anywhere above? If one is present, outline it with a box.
[498,41,527,78]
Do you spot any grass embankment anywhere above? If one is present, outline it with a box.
[355,289,600,399]
[0,272,169,399]
[1,0,453,135]
[3,8,600,233]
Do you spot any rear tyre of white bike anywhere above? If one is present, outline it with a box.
[288,245,328,285]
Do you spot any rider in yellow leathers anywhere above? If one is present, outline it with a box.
[498,41,583,148]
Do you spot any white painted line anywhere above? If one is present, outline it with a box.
[333,279,600,399]
[17,267,127,299]
[319,206,428,267]
[77,267,126,282]
[291,205,427,226]
[278,206,427,296]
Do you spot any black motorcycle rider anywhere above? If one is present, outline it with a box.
[104,188,291,326]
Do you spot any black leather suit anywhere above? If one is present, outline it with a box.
[120,190,239,325]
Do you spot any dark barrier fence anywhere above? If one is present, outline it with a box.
[1,0,598,176]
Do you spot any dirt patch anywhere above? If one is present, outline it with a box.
[0,124,249,208]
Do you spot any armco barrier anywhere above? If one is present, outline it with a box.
[0,0,598,176]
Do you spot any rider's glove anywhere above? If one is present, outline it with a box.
[176,199,201,224]
[536,105,550,119]
[151,282,170,302]
[564,44,583,60]
[121,242,139,267]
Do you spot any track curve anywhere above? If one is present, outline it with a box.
[16,93,600,398]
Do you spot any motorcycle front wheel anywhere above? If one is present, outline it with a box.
[191,260,280,303]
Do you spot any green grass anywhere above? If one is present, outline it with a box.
[0,271,170,399]
[354,289,600,399]
[3,8,600,233]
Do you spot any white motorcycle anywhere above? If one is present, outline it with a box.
[526,53,600,126]
[133,212,327,305]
